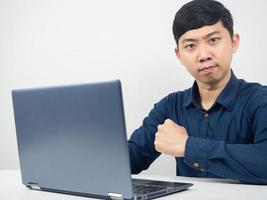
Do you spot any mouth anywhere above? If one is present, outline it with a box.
[199,65,217,73]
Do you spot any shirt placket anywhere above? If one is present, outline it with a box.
[193,110,210,176]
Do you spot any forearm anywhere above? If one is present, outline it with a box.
[184,136,267,184]
[128,141,159,174]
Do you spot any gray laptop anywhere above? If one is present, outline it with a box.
[12,80,193,200]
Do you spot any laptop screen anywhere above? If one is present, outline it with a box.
[12,80,134,199]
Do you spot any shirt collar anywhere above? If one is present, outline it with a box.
[182,81,200,108]
[182,70,240,111]
[216,71,240,111]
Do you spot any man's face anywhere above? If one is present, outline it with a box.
[175,22,239,86]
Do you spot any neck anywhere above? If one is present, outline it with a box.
[197,70,231,110]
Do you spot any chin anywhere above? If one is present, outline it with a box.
[200,76,220,85]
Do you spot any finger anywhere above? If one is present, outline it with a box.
[154,131,158,139]
[154,140,162,153]
[165,118,182,128]
[165,119,177,126]
[164,119,172,124]
[157,124,163,131]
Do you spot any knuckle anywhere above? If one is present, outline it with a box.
[165,119,174,125]
[154,140,158,147]
[165,119,170,124]
[154,141,161,151]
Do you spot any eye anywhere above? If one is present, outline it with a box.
[184,43,196,50]
[209,37,220,44]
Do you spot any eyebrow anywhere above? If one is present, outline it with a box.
[203,31,220,39]
[181,31,221,44]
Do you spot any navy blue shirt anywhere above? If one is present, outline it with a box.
[128,72,267,184]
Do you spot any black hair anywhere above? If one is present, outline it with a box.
[172,0,233,45]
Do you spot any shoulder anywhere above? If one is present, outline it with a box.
[161,87,192,104]
[238,80,267,114]
[249,83,267,107]
[239,80,267,100]
[155,87,192,115]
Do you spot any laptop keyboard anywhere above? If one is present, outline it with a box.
[133,184,168,195]
[131,178,193,199]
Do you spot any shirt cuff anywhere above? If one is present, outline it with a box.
[184,136,211,172]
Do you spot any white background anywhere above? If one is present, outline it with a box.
[1,0,267,176]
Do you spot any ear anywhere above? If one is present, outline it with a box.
[232,33,240,54]
[175,47,182,63]
[175,47,185,66]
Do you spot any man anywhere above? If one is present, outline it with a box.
[128,0,267,184]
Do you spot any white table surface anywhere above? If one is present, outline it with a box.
[1,170,266,200]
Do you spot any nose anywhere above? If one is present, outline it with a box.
[198,44,212,63]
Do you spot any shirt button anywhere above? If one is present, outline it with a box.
[193,162,200,168]
[203,112,209,117]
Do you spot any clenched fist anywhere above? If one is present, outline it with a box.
[154,119,188,157]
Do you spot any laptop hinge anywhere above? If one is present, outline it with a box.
[28,183,41,190]
[108,192,123,200]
